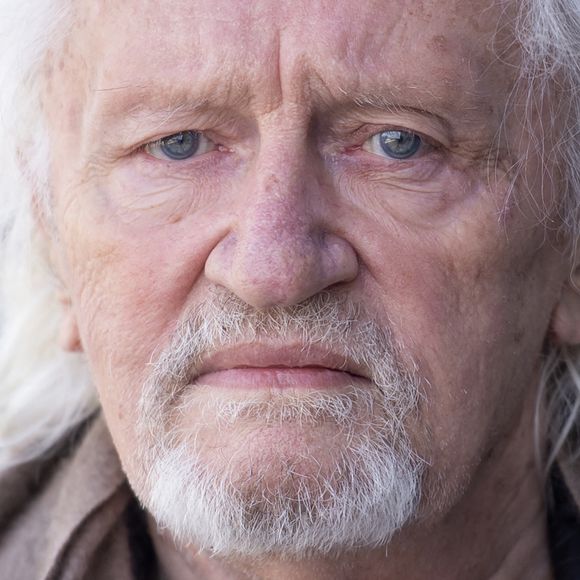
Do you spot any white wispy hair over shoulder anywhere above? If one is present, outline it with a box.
[0,1,98,469]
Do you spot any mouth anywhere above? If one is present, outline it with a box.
[191,344,370,391]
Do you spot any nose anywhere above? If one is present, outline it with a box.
[205,150,358,309]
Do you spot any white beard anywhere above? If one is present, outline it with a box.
[134,290,425,558]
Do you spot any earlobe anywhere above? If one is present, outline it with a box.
[56,286,82,353]
[551,268,580,345]
[49,239,81,353]
[59,310,83,352]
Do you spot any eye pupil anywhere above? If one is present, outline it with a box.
[160,131,200,160]
[379,130,421,159]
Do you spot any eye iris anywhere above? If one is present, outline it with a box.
[379,130,421,159]
[160,131,200,160]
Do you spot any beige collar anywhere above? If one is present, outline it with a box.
[0,417,135,580]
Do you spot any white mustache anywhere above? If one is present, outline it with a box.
[141,287,421,419]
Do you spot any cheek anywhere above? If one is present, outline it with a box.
[59,200,229,407]
[335,150,483,229]
[99,153,240,226]
[58,150,241,379]
[60,221,222,461]
[356,205,559,470]
[52,157,232,457]
[105,172,201,224]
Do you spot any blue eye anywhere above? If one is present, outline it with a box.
[158,131,200,160]
[370,130,422,160]
[144,130,216,161]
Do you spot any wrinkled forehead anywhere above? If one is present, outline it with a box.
[57,0,519,119]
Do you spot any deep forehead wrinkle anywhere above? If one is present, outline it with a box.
[88,81,477,150]
[58,0,520,153]
[86,57,502,132]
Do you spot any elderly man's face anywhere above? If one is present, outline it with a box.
[45,0,569,558]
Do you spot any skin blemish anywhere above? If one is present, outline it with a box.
[431,35,449,53]
[67,103,82,132]
[43,64,53,81]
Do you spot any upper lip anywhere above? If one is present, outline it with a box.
[192,343,369,380]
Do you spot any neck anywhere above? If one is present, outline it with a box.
[149,397,554,580]
[150,491,551,580]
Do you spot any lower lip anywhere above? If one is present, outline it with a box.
[194,367,362,390]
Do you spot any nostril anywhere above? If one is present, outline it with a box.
[205,225,359,309]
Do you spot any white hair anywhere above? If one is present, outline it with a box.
[0,1,97,468]
[0,0,578,476]
[513,0,580,472]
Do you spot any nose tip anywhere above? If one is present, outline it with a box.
[205,207,358,309]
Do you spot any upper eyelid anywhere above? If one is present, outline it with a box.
[140,131,200,149]
[140,131,214,154]
[132,129,215,153]
[137,131,220,164]
[367,128,438,150]
[333,117,449,149]
[139,136,164,153]
[368,129,429,148]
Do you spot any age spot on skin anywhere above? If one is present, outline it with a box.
[42,51,54,91]
[67,103,82,133]
[430,35,449,53]
[513,329,524,345]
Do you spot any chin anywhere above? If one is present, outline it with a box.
[132,386,425,558]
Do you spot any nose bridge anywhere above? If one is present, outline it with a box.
[233,142,320,298]
[204,120,358,308]
[243,149,312,248]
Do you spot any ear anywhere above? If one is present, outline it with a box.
[552,264,580,345]
[49,234,83,353]
[58,301,83,352]
[18,148,83,353]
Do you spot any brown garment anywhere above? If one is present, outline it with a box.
[1,415,580,580]
[0,417,138,580]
